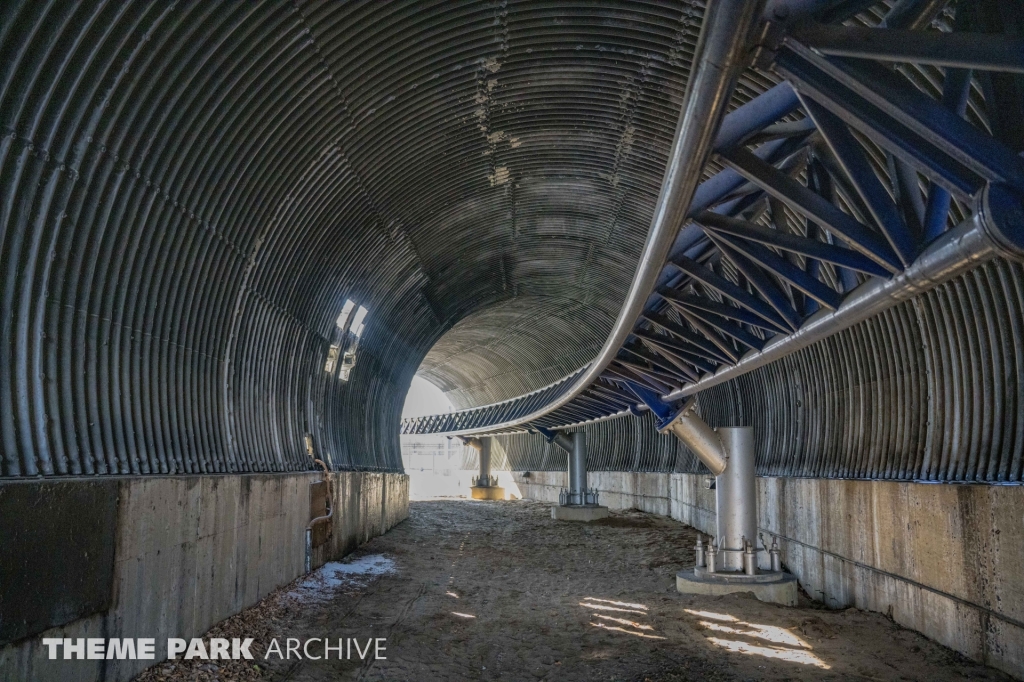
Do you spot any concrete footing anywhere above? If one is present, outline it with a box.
[551,504,609,521]
[471,485,505,500]
[677,567,798,606]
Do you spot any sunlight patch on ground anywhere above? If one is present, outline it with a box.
[707,637,830,668]
[580,602,647,615]
[685,609,737,622]
[592,614,655,631]
[582,596,661,640]
[451,612,476,619]
[684,609,829,669]
[590,622,666,640]
[583,597,648,610]
[699,620,809,648]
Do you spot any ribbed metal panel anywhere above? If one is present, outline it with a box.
[500,257,1024,482]
[412,0,712,407]
[0,0,715,477]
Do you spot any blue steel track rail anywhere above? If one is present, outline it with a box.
[402,0,1024,438]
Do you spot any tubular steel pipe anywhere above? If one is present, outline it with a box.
[664,184,1024,402]
[544,427,590,505]
[658,397,728,476]
[789,24,1024,74]
[546,430,575,455]
[425,0,766,436]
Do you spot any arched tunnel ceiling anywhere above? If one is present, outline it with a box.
[401,2,710,406]
[0,0,726,475]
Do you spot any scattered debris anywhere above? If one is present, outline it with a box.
[132,553,396,681]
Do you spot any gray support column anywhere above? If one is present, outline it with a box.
[547,428,607,519]
[658,398,796,603]
[714,427,757,572]
[565,437,577,501]
[570,431,587,503]
[477,437,492,487]
[656,399,757,571]
[465,436,504,500]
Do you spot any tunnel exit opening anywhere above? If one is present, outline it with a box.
[400,376,521,500]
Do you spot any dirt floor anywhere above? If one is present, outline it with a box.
[137,499,1014,682]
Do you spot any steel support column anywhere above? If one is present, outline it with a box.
[539,427,599,506]
[537,427,574,455]
[714,427,757,572]
[477,437,491,487]
[569,431,588,504]
[631,390,764,575]
[462,437,496,488]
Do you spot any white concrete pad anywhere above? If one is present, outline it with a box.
[470,486,505,500]
[551,505,609,522]
[677,567,798,606]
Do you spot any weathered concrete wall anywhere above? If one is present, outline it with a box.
[515,470,672,515]
[514,470,1024,679]
[0,471,408,682]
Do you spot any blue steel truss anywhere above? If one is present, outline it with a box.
[402,0,1024,438]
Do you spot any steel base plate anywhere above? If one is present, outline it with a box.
[692,565,788,583]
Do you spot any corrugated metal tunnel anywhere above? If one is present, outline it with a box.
[2,0,1024,680]
[0,0,719,477]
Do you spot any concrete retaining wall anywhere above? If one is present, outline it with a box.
[516,470,672,515]
[515,470,1024,679]
[0,471,409,682]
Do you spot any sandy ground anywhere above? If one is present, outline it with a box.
[137,499,1013,682]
